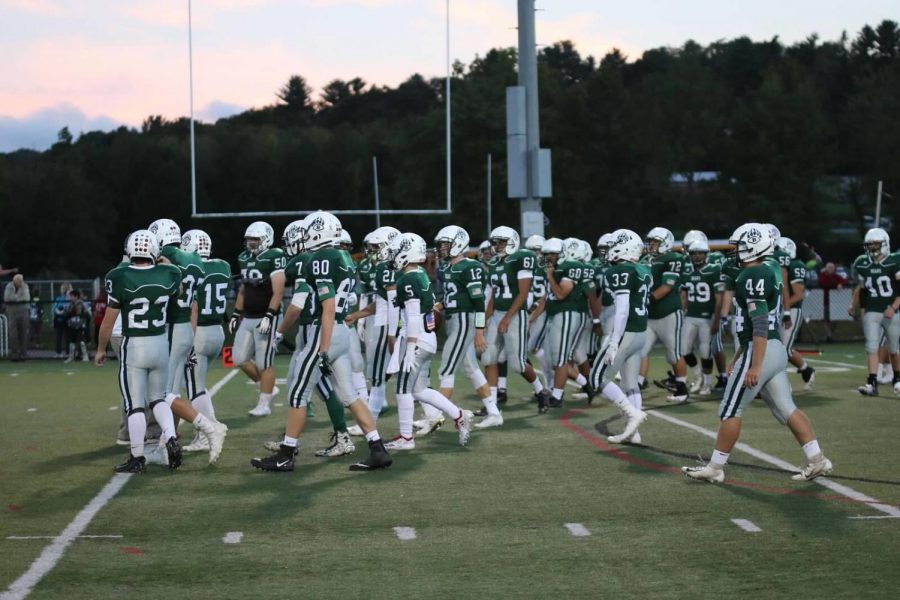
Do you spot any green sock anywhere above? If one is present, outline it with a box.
[324,393,347,432]
[306,399,314,418]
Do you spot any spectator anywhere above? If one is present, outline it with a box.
[64,289,89,363]
[29,288,44,348]
[92,289,108,350]
[0,264,18,277]
[80,289,93,346]
[818,262,850,343]
[3,274,30,361]
[53,282,73,358]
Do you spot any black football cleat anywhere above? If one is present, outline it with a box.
[165,437,183,470]
[114,454,146,474]
[581,383,597,404]
[714,374,728,390]
[251,445,296,472]
[497,388,508,405]
[473,407,489,417]
[349,440,393,471]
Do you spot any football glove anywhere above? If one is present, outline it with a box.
[603,341,619,366]
[186,349,198,368]
[402,342,418,373]
[273,330,284,345]
[257,309,277,335]
[228,310,243,336]
[317,351,333,377]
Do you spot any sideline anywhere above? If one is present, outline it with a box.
[1,368,239,600]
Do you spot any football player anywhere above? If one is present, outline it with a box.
[338,229,370,404]
[482,226,547,406]
[382,233,475,450]
[588,229,650,443]
[776,237,816,390]
[569,240,601,399]
[848,227,900,396]
[251,211,391,472]
[683,224,832,483]
[679,240,723,395]
[229,221,285,417]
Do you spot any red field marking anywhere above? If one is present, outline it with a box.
[559,409,900,510]
[8,504,21,512]
[120,547,143,555]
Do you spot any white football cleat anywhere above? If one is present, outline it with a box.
[315,431,355,457]
[627,431,642,444]
[182,431,209,452]
[608,409,647,444]
[204,421,228,465]
[415,416,446,436]
[474,414,504,429]
[689,379,701,394]
[455,410,474,446]
[384,435,415,451]
[248,398,272,416]
[346,424,364,437]
[698,386,712,396]
[144,445,170,467]
[893,381,900,396]
[858,383,878,397]
[791,457,833,481]
[682,464,725,483]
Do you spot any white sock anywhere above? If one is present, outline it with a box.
[600,382,629,410]
[258,392,273,406]
[152,401,177,441]
[490,386,498,402]
[421,401,443,419]
[531,377,544,393]
[498,377,507,390]
[481,392,500,417]
[368,384,386,418]
[397,393,415,438]
[552,387,564,400]
[799,360,808,371]
[352,372,369,402]
[802,440,823,462]
[627,390,642,411]
[637,375,646,387]
[710,449,730,469]
[365,430,381,443]
[128,412,147,457]
[675,376,687,383]
[691,365,701,379]
[575,374,587,386]
[702,374,711,387]
[415,388,460,419]
[191,390,216,420]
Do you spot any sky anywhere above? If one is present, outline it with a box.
[0,0,896,152]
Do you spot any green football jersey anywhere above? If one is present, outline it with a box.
[788,258,807,309]
[374,261,396,301]
[160,245,205,324]
[531,261,548,301]
[595,260,614,307]
[238,247,286,317]
[196,258,231,327]
[105,263,182,337]
[645,251,685,319]
[578,261,598,313]
[442,258,486,314]
[733,261,783,346]
[284,253,319,324]
[488,249,536,312]
[305,247,355,324]
[681,263,723,319]
[773,249,792,271]
[604,262,652,332]
[852,252,900,313]
[358,257,377,300]
[396,267,437,315]
[546,261,588,316]
[708,251,726,266]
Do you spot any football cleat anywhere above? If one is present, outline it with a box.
[547,392,564,408]
[473,407,489,417]
[384,435,416,451]
[144,445,170,467]
[893,381,900,397]
[714,375,728,390]
[627,431,642,445]
[858,383,878,396]
[681,464,725,483]
[497,388,508,405]
[666,381,690,404]
[639,379,649,391]
[346,424,364,436]
[607,409,647,444]
[689,379,702,394]
[698,386,712,396]
[414,415,445,436]
[537,390,550,414]
[264,440,299,455]
[581,383,597,404]
[455,410,474,446]
[474,414,504,429]
[165,437,183,470]
[349,439,393,471]
[182,431,209,452]
[791,457,833,481]
[251,450,295,472]
[799,366,816,390]
[248,398,272,417]
[114,454,147,474]
[315,431,356,457]
[204,421,228,465]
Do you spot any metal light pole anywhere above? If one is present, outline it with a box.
[445,0,452,213]
[188,0,198,216]
[516,0,545,238]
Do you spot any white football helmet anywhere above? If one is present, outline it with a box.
[608,229,644,263]
[392,232,428,270]
[688,239,710,268]
[126,229,160,262]
[776,236,797,260]
[302,211,342,251]
[562,238,582,263]
[646,227,674,256]
[579,240,594,262]
[244,221,274,255]
[596,233,615,260]
[729,223,772,263]
[542,237,564,258]
[148,218,181,248]
[282,220,305,257]
[683,229,707,250]
[524,234,545,252]
[490,226,520,257]
[434,225,470,260]
[368,226,401,262]
[339,229,353,250]
[864,227,890,261]
[181,229,212,258]
[764,223,781,244]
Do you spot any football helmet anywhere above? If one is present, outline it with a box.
[563,238,582,263]
[489,226,520,257]
[126,229,160,262]
[729,223,773,263]
[864,227,890,261]
[542,238,564,267]
[646,227,674,256]
[776,236,797,260]
[688,239,710,269]
[596,233,615,261]
[339,229,353,251]
[392,233,428,270]
[244,221,274,255]
[302,211,342,251]
[578,240,594,262]
[524,234,545,252]
[148,218,181,248]
[764,223,781,244]
[608,229,644,264]
[434,225,470,260]
[181,229,212,258]
[367,226,401,262]
[683,229,707,250]
[282,220,305,257]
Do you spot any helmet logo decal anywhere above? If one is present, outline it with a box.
[745,228,763,244]
[310,217,325,231]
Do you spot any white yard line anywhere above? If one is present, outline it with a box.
[731,519,762,533]
[648,410,900,517]
[806,358,865,370]
[7,535,122,541]
[1,368,239,600]
[393,527,417,541]
[847,515,900,520]
[222,532,243,544]
[564,523,591,537]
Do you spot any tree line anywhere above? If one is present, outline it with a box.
[1,20,899,277]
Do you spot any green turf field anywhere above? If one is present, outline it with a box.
[2,345,899,599]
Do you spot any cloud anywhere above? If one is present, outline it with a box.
[198,100,247,121]
[0,0,67,17]
[0,104,122,152]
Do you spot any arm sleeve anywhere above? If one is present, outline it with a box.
[611,292,630,342]
[405,298,423,338]
[387,289,400,336]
